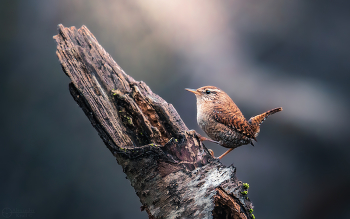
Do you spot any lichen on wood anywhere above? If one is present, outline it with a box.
[54,24,254,219]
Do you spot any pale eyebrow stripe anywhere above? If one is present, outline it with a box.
[210,89,221,92]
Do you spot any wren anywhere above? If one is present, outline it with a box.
[186,86,282,159]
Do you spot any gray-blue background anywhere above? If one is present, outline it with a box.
[1,1,349,218]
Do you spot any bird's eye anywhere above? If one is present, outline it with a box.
[206,90,211,94]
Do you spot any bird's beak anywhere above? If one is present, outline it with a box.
[185,88,199,95]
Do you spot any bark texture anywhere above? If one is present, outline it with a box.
[53,24,254,219]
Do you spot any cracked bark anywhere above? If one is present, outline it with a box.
[53,24,254,219]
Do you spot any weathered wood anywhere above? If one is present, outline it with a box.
[53,24,254,219]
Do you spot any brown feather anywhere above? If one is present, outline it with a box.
[186,85,282,159]
[212,102,256,140]
[248,107,283,135]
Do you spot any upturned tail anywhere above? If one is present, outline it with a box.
[248,107,283,138]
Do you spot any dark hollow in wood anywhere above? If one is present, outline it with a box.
[54,24,254,219]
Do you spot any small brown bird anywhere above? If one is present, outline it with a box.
[186,86,282,159]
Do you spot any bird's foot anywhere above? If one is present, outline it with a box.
[208,149,215,157]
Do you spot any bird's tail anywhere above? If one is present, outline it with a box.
[248,107,283,137]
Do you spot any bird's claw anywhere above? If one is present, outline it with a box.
[208,149,215,157]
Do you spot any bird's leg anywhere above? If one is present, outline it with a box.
[202,137,221,144]
[196,133,220,144]
[195,132,220,158]
[218,148,234,159]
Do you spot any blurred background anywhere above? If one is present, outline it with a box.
[1,0,349,218]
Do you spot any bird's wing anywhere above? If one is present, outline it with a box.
[213,104,256,140]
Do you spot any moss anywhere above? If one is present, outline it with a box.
[243,183,249,189]
[127,117,132,124]
[123,116,133,125]
[241,191,248,195]
[112,89,117,96]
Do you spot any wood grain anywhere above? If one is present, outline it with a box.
[54,24,254,219]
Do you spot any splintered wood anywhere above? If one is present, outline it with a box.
[54,24,254,219]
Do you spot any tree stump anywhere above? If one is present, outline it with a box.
[53,24,254,219]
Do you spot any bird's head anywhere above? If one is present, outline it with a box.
[185,86,230,105]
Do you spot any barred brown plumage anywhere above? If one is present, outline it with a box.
[186,86,282,159]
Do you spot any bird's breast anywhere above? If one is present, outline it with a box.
[196,108,207,130]
[197,109,219,139]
